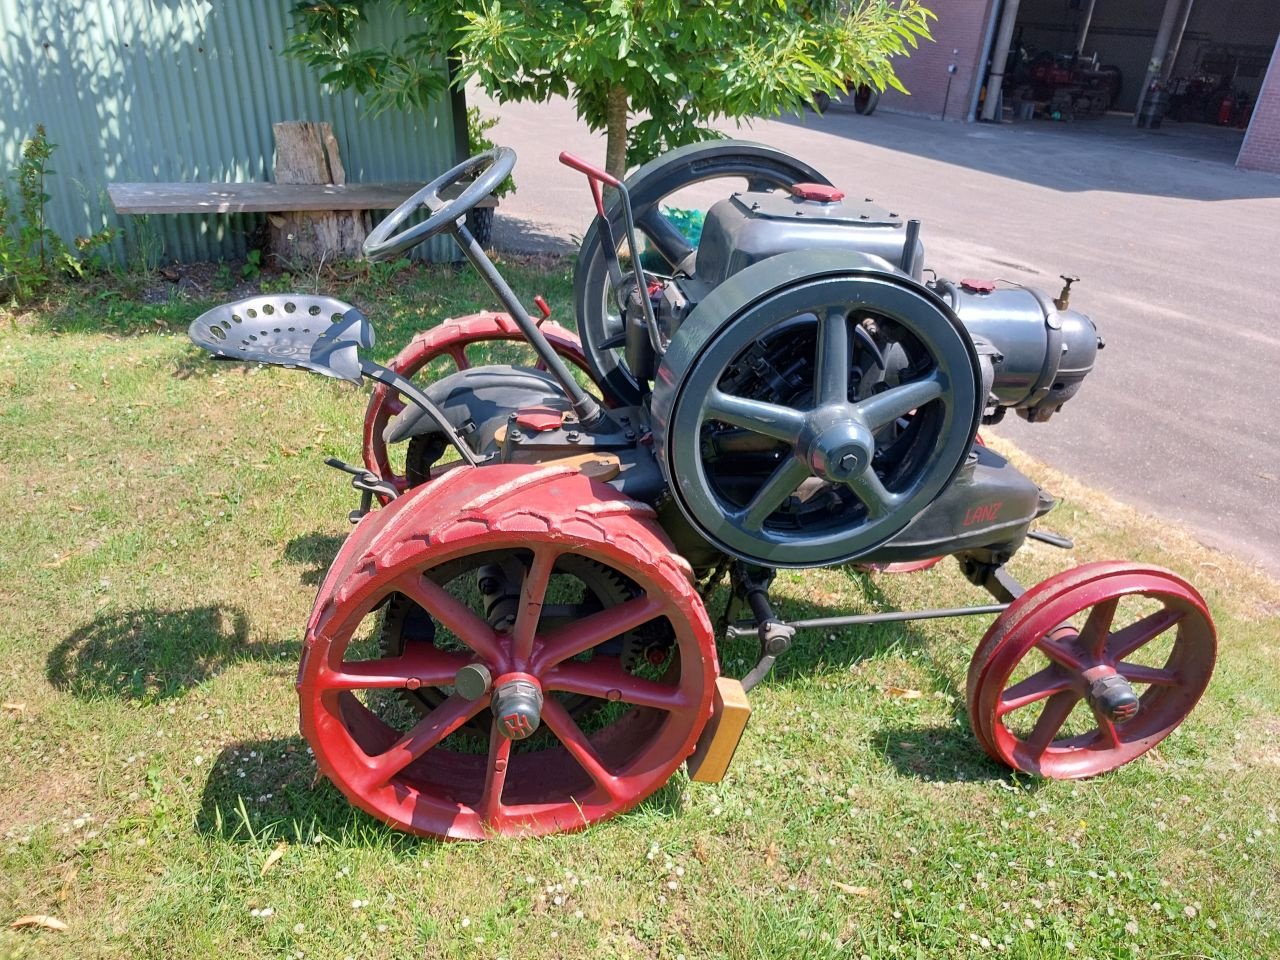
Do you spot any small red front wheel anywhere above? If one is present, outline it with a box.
[967,562,1216,779]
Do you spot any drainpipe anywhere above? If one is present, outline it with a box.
[1163,0,1197,81]
[1133,0,1183,124]
[968,0,1003,121]
[980,0,1022,122]
[1074,0,1098,56]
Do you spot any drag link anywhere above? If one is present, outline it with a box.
[724,603,1011,641]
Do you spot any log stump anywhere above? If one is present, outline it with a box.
[269,121,368,264]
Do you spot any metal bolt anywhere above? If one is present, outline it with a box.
[839,453,860,473]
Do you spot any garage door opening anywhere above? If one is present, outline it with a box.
[980,0,1280,166]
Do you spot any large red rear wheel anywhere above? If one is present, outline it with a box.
[299,464,718,839]
[967,562,1216,778]
[362,313,604,495]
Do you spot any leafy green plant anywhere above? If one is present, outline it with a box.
[1,126,117,303]
[241,248,263,281]
[288,0,935,179]
[467,106,515,198]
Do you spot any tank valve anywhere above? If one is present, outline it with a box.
[1055,275,1081,310]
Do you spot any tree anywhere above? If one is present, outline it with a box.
[288,1,934,179]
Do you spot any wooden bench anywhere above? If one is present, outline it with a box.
[107,121,496,263]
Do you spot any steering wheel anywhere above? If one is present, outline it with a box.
[363,147,517,262]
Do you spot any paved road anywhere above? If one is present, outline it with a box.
[473,90,1280,576]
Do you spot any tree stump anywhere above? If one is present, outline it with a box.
[269,121,368,264]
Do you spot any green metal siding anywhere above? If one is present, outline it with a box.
[0,0,457,263]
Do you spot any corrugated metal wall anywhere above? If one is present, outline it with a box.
[0,0,457,263]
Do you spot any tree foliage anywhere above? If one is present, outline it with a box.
[288,1,934,177]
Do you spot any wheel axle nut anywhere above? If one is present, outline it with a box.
[492,677,544,740]
[1088,673,1140,723]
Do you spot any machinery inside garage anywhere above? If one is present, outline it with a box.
[986,0,1280,151]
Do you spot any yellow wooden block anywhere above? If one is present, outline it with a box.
[687,677,751,783]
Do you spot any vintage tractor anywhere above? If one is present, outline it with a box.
[189,142,1216,839]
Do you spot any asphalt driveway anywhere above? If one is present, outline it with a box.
[473,90,1280,576]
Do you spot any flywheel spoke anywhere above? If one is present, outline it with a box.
[815,306,851,404]
[395,573,504,665]
[540,697,623,801]
[846,468,902,519]
[704,389,806,444]
[997,666,1074,717]
[367,694,485,787]
[1106,607,1185,661]
[856,373,944,430]
[542,657,691,711]
[636,207,695,269]
[736,456,809,531]
[533,595,666,670]
[385,396,406,416]
[1036,634,1086,671]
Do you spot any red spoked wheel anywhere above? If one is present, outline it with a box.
[299,463,718,839]
[362,312,606,495]
[967,562,1216,779]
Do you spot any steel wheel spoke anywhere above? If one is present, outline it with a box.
[322,646,469,691]
[533,595,665,670]
[1106,607,1185,661]
[1117,662,1179,686]
[1079,598,1119,661]
[1093,711,1123,748]
[540,697,622,801]
[636,207,695,268]
[543,658,690,711]
[1023,691,1081,757]
[479,720,512,827]
[856,373,944,430]
[395,574,503,665]
[846,468,901,519]
[736,456,809,531]
[385,396,406,416]
[447,345,470,370]
[704,389,806,443]
[1037,634,1086,671]
[997,667,1074,717]
[511,546,560,664]
[368,694,484,786]
[815,306,851,404]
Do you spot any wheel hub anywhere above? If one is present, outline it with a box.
[492,674,545,740]
[799,408,874,483]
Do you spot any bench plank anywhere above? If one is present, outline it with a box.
[107,181,495,215]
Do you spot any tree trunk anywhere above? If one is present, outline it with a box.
[604,85,629,181]
[270,121,369,265]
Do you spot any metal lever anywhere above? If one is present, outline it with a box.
[325,457,400,523]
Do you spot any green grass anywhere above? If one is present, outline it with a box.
[1,260,1278,960]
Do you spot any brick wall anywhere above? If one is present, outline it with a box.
[1238,37,1280,173]
[877,0,997,121]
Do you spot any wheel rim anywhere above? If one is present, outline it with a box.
[299,464,717,839]
[967,562,1216,779]
[362,313,604,496]
[654,255,982,567]
[573,140,833,406]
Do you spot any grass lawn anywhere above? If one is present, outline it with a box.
[1,258,1277,960]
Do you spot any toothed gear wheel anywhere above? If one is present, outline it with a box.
[379,554,657,720]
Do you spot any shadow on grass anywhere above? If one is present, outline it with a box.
[196,735,688,846]
[47,605,291,701]
[284,532,346,587]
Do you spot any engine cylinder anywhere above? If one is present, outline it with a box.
[933,280,1101,422]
